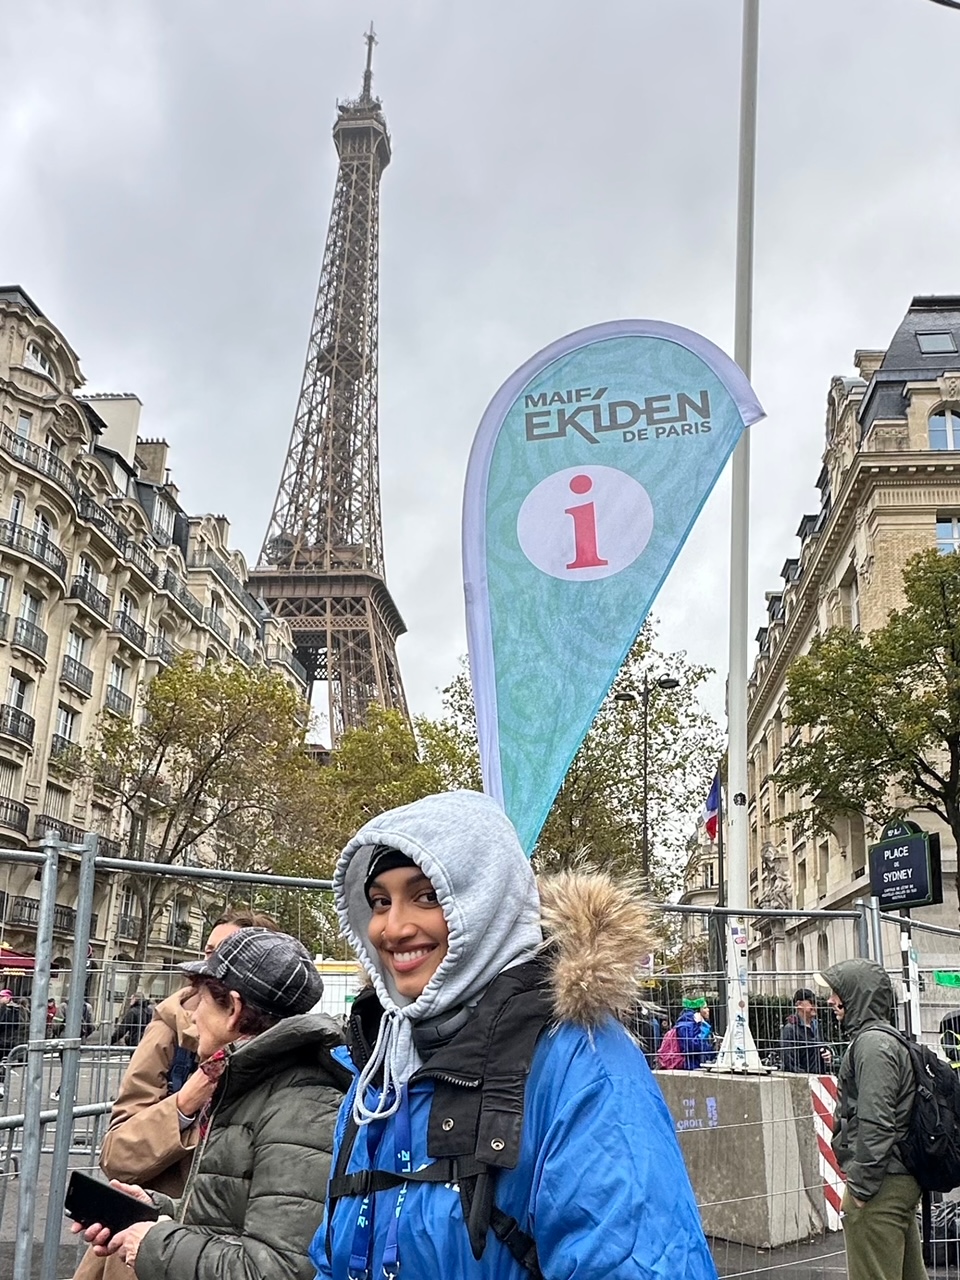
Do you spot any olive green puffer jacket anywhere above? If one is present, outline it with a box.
[825,959,915,1202]
[135,1012,351,1280]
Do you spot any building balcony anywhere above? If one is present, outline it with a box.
[126,541,160,586]
[266,644,308,685]
[112,611,148,653]
[116,912,140,941]
[166,920,192,949]
[0,521,66,581]
[8,895,90,936]
[61,654,94,697]
[49,735,81,773]
[0,796,29,836]
[34,815,85,845]
[1,427,79,500]
[162,570,204,624]
[149,633,176,666]
[97,836,121,858]
[77,495,128,554]
[0,704,34,747]
[105,684,133,717]
[202,608,231,645]
[189,550,261,621]
[233,638,254,665]
[11,616,47,663]
[67,575,111,623]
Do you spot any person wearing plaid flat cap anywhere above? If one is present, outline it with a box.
[71,928,351,1280]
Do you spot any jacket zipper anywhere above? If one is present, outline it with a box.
[177,1080,226,1223]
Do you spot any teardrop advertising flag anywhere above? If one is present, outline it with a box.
[462,318,764,855]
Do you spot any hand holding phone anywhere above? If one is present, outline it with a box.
[64,1171,159,1236]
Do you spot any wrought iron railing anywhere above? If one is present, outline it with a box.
[49,733,78,762]
[0,796,29,835]
[188,550,262,620]
[266,644,308,684]
[116,912,141,941]
[1,426,79,499]
[112,611,148,652]
[203,608,231,644]
[150,633,176,665]
[0,520,66,578]
[162,569,204,623]
[61,654,94,695]
[0,704,35,746]
[78,495,127,551]
[68,574,111,621]
[33,814,85,844]
[233,639,254,665]
[12,616,48,661]
[126,540,160,585]
[105,684,133,717]
[166,920,192,949]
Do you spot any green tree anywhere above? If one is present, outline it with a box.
[778,547,960,915]
[417,621,723,898]
[86,654,323,960]
[265,705,446,955]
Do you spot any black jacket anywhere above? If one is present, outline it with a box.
[779,1013,830,1073]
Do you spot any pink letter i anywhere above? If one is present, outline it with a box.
[565,475,608,570]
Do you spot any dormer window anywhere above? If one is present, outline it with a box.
[24,342,55,379]
[917,331,958,355]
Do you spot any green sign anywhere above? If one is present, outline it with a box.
[868,819,943,911]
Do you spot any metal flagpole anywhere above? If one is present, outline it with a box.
[714,0,765,1073]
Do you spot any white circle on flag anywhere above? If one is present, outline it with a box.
[516,465,654,581]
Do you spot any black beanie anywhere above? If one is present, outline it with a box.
[363,844,418,903]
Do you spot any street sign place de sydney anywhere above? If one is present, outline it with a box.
[868,818,943,912]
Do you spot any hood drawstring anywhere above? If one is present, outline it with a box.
[352,1009,421,1126]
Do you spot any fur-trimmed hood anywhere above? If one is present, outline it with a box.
[538,869,652,1026]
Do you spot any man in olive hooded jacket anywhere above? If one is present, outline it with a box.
[821,958,926,1280]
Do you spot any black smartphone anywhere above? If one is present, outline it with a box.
[64,1171,159,1234]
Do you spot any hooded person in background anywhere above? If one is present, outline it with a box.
[71,910,278,1280]
[312,789,717,1280]
[821,959,927,1280]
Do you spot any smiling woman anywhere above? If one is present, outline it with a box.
[313,789,718,1280]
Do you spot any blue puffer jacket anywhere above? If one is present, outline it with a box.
[674,1010,717,1070]
[310,863,717,1280]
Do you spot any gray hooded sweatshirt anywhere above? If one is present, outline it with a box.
[824,958,915,1200]
[335,789,544,1124]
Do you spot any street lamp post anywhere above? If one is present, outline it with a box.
[615,673,680,885]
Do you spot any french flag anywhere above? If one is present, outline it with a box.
[703,774,721,843]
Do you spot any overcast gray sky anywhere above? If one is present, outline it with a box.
[4,1,959,734]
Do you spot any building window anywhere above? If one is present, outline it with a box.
[10,493,24,527]
[917,331,958,355]
[43,783,69,820]
[33,509,54,541]
[91,804,112,837]
[55,704,77,742]
[153,499,175,540]
[78,556,101,587]
[66,629,87,663]
[118,592,138,619]
[929,408,960,451]
[0,576,9,615]
[44,433,62,458]
[19,590,43,627]
[937,516,960,555]
[109,658,128,692]
[24,342,55,379]
[15,412,32,440]
[0,759,20,799]
[7,672,31,712]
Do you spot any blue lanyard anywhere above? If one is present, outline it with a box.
[347,1090,413,1280]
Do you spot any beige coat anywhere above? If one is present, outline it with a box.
[72,989,200,1280]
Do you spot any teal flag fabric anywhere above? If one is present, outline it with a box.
[463,319,764,854]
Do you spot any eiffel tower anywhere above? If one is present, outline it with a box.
[251,28,408,742]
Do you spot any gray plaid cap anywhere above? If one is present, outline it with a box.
[181,927,323,1018]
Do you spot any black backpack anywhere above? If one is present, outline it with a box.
[867,1024,960,1193]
